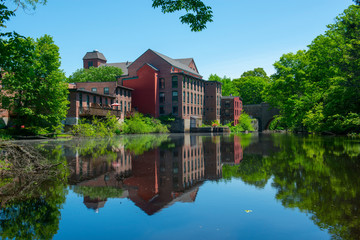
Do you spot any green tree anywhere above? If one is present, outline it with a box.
[265,5,360,133]
[0,35,69,133]
[208,74,239,96]
[68,66,123,83]
[152,0,213,31]
[233,68,270,105]
[264,51,309,131]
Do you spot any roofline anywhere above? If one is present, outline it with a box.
[151,50,202,77]
[74,81,118,84]
[171,72,204,81]
[170,65,202,78]
[69,89,116,98]
[205,80,223,85]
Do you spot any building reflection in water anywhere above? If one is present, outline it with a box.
[66,135,243,215]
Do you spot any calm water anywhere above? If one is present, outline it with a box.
[1,133,360,240]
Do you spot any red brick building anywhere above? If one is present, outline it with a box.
[66,82,133,125]
[204,81,222,124]
[83,49,222,132]
[221,96,243,126]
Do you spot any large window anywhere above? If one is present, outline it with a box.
[172,76,178,88]
[160,106,165,115]
[191,93,193,104]
[159,78,165,89]
[120,101,123,112]
[225,101,230,108]
[91,88,97,92]
[172,106,178,115]
[87,95,90,106]
[172,91,178,102]
[88,61,93,67]
[183,91,185,102]
[104,87,109,94]
[105,98,108,105]
[159,92,165,103]
[93,96,96,103]
[187,92,189,103]
[183,77,186,88]
[99,96,102,105]
[79,93,82,107]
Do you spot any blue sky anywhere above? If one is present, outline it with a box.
[5,0,354,79]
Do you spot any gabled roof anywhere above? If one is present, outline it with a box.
[83,50,107,61]
[151,50,202,77]
[175,58,193,66]
[100,62,132,75]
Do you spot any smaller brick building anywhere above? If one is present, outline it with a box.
[204,81,222,124]
[221,96,243,126]
[66,82,133,126]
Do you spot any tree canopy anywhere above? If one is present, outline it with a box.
[68,66,123,83]
[0,35,69,133]
[208,74,239,97]
[265,5,360,133]
[233,68,270,105]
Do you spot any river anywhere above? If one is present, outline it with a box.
[0,133,359,240]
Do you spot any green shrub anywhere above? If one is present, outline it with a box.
[120,113,169,134]
[0,130,12,141]
[229,112,255,132]
[72,112,121,137]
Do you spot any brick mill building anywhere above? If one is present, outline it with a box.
[72,49,223,132]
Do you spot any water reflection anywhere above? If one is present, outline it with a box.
[65,135,242,215]
[0,134,359,239]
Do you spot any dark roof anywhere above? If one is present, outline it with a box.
[151,50,202,77]
[69,88,116,98]
[222,96,240,99]
[101,62,132,75]
[175,58,193,66]
[83,50,107,61]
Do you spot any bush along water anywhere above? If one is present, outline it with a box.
[72,112,120,137]
[120,113,169,134]
[227,112,255,133]
[72,112,169,137]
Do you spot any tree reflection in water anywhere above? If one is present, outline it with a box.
[224,134,360,240]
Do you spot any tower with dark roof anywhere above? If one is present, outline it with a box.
[83,50,107,69]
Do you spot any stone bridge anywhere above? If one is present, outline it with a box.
[243,103,280,132]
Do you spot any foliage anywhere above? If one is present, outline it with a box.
[265,6,360,134]
[152,0,213,31]
[0,34,69,134]
[72,186,123,199]
[67,66,123,83]
[0,129,12,140]
[158,114,175,125]
[120,113,169,134]
[208,74,239,96]
[268,115,287,130]
[233,68,270,105]
[228,112,255,132]
[121,134,170,155]
[72,112,120,137]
